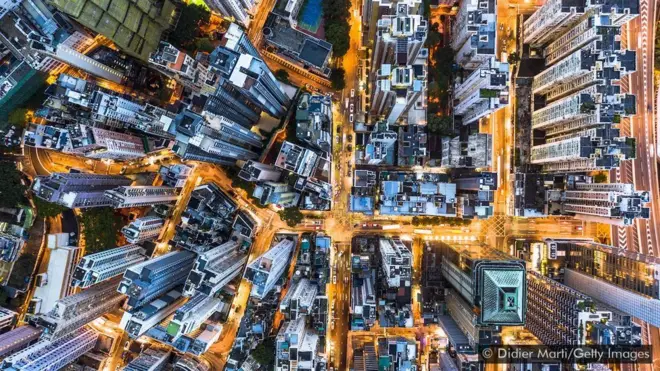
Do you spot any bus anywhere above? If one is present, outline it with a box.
[382,224,401,230]
[413,229,432,235]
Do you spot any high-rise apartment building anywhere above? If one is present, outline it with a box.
[451,0,496,69]
[526,271,641,346]
[0,307,16,330]
[379,238,412,287]
[546,178,650,225]
[35,276,125,340]
[205,23,290,125]
[0,325,42,359]
[253,182,299,207]
[244,238,294,299]
[279,278,318,320]
[32,173,132,209]
[123,348,170,371]
[526,1,639,173]
[31,242,82,315]
[104,186,179,209]
[149,41,210,92]
[0,233,23,262]
[122,216,165,244]
[274,141,319,177]
[49,0,176,61]
[205,0,255,27]
[440,133,492,168]
[121,289,185,339]
[368,1,428,126]
[184,240,248,296]
[295,93,333,152]
[453,57,509,126]
[238,160,282,182]
[166,293,223,341]
[71,244,147,289]
[275,316,320,371]
[1,326,98,371]
[167,109,262,165]
[362,0,423,47]
[118,250,197,310]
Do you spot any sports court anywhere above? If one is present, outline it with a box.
[297,0,323,34]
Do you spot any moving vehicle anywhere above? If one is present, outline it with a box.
[351,89,355,98]
[349,114,354,123]
[345,98,349,109]
[350,103,354,113]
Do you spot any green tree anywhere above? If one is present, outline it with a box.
[251,338,275,366]
[7,108,29,128]
[194,38,215,53]
[427,115,454,136]
[169,3,210,49]
[325,22,350,57]
[593,172,608,183]
[507,51,520,65]
[278,207,304,227]
[274,69,290,83]
[0,162,27,209]
[79,208,123,254]
[330,67,346,91]
[32,197,67,218]
[7,253,36,289]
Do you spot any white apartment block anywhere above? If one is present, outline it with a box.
[121,289,185,339]
[379,238,412,288]
[149,41,210,92]
[276,316,320,371]
[206,0,254,27]
[279,278,318,319]
[245,238,295,299]
[71,244,147,288]
[104,186,179,208]
[35,276,125,340]
[1,326,98,371]
[0,307,16,330]
[371,64,425,124]
[82,127,146,160]
[184,240,248,297]
[121,216,165,243]
[124,348,171,371]
[451,0,497,69]
[166,293,224,340]
[453,57,509,125]
[32,244,82,315]
[238,160,282,182]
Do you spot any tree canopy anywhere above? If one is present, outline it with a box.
[322,0,351,57]
[169,3,210,50]
[278,207,304,227]
[427,115,454,136]
[32,197,67,218]
[330,67,346,91]
[251,338,275,366]
[0,162,27,209]
[7,253,36,289]
[274,69,290,83]
[79,208,123,254]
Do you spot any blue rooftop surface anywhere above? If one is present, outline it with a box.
[316,236,331,249]
[350,195,374,214]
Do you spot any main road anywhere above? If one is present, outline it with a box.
[611,0,660,258]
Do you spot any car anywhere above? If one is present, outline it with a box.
[345,98,349,109]
[344,276,348,283]
[348,134,353,142]
[347,144,353,152]
[336,125,342,134]
[351,89,355,98]
[575,226,583,231]
[314,220,322,225]
[333,275,337,284]
[350,103,354,113]
[349,114,354,123]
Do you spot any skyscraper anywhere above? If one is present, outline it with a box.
[167,109,263,165]
[453,57,509,126]
[238,160,282,182]
[118,250,197,310]
[244,238,294,299]
[71,244,147,289]
[253,182,299,207]
[49,0,177,61]
[378,238,412,288]
[104,186,180,209]
[35,276,125,340]
[166,293,223,341]
[205,0,255,27]
[123,348,171,371]
[121,289,185,339]
[526,0,639,173]
[184,240,248,296]
[451,0,497,69]
[546,178,650,225]
[32,173,132,209]
[205,23,290,124]
[121,216,165,244]
[1,326,98,371]
[275,316,320,371]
